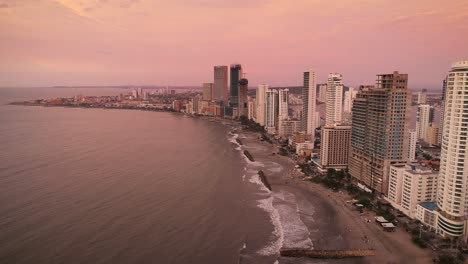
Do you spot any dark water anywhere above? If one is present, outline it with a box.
[0,88,277,264]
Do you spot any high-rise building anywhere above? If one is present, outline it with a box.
[238,78,248,117]
[319,124,352,172]
[438,78,447,146]
[247,98,256,120]
[230,64,242,107]
[343,87,357,113]
[325,73,343,125]
[343,87,358,122]
[214,66,228,104]
[416,104,435,142]
[278,89,289,120]
[348,72,411,194]
[318,84,327,102]
[302,70,317,143]
[426,124,439,146]
[315,111,321,129]
[255,84,268,126]
[192,95,200,114]
[408,130,417,162]
[265,89,279,134]
[417,89,427,104]
[435,61,468,239]
[203,83,214,100]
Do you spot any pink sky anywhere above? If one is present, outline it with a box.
[0,0,467,90]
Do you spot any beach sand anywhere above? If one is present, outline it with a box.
[239,129,434,264]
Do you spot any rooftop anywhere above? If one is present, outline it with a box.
[419,201,438,211]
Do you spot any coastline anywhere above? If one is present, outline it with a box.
[236,129,435,263]
[10,102,435,263]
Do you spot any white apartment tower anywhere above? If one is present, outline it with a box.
[265,89,279,133]
[302,70,317,143]
[416,104,435,142]
[325,73,343,125]
[318,84,327,103]
[418,89,427,104]
[255,84,268,126]
[343,87,357,113]
[278,89,289,120]
[408,130,417,162]
[436,60,468,239]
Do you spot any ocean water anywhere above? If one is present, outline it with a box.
[0,87,279,264]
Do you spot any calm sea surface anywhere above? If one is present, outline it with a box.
[0,87,276,264]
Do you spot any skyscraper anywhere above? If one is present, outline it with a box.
[348,72,411,194]
[343,87,358,113]
[302,70,317,143]
[343,87,358,123]
[265,89,279,134]
[435,60,468,239]
[408,130,417,162]
[203,83,214,100]
[213,66,228,104]
[278,89,289,120]
[416,104,435,142]
[325,73,343,125]
[438,78,447,146]
[255,84,268,126]
[417,89,427,104]
[318,84,327,103]
[230,64,242,107]
[238,78,248,117]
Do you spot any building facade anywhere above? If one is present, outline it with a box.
[387,164,438,219]
[348,72,411,194]
[318,84,327,103]
[325,73,343,125]
[203,83,214,101]
[302,70,317,142]
[319,124,352,171]
[265,89,279,133]
[416,104,435,142]
[417,89,427,104]
[408,130,417,162]
[229,64,242,107]
[255,84,268,126]
[438,78,447,146]
[278,119,301,137]
[238,78,248,117]
[278,89,289,121]
[435,60,468,239]
[214,66,228,104]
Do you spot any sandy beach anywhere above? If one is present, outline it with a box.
[238,129,435,264]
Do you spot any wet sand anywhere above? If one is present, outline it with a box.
[239,129,434,264]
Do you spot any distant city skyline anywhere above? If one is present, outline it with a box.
[1,1,467,89]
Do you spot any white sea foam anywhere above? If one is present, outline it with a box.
[273,190,314,249]
[256,196,284,256]
[248,174,271,193]
[228,133,243,151]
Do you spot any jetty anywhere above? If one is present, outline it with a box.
[280,249,375,259]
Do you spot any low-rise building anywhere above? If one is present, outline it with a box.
[386,164,438,219]
[278,119,301,138]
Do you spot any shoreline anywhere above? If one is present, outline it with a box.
[11,101,435,263]
[236,129,435,263]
